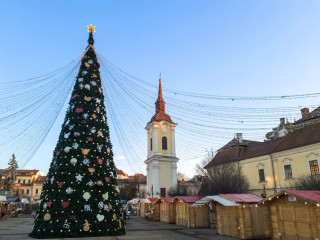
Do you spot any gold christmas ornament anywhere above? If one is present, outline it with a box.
[87,24,96,32]
[107,147,111,154]
[84,62,90,68]
[97,131,103,137]
[92,114,96,119]
[113,213,117,220]
[82,149,90,155]
[88,167,95,173]
[84,96,92,102]
[92,73,97,78]
[98,88,102,93]
[44,213,51,221]
[83,220,90,231]
[82,55,87,60]
[119,219,122,228]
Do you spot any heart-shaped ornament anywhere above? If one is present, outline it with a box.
[61,201,70,208]
[105,177,110,183]
[96,214,104,222]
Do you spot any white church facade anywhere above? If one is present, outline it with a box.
[144,79,179,197]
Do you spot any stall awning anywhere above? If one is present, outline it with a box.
[193,195,239,206]
[0,196,7,202]
[7,197,20,202]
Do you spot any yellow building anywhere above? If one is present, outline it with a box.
[15,169,43,203]
[205,107,320,197]
[145,78,179,197]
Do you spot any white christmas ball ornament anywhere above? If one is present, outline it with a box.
[70,158,77,166]
[85,84,90,90]
[64,147,71,153]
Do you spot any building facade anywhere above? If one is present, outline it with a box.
[205,107,320,197]
[145,79,179,197]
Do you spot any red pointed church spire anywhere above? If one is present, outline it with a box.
[155,78,166,113]
[147,78,175,124]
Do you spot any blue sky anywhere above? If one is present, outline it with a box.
[1,1,320,176]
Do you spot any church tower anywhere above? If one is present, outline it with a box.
[145,78,179,197]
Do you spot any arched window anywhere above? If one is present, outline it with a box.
[150,138,152,151]
[162,136,168,150]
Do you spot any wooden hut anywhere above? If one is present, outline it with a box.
[262,190,320,240]
[213,194,271,239]
[174,196,208,228]
[147,198,160,221]
[159,197,175,224]
[139,198,151,217]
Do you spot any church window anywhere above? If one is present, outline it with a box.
[309,160,319,175]
[284,164,293,179]
[160,188,166,197]
[258,169,265,182]
[162,136,168,150]
[150,138,152,151]
[27,189,30,194]
[18,179,20,183]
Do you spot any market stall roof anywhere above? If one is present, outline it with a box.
[192,195,239,206]
[139,198,151,203]
[175,196,203,203]
[147,198,159,203]
[221,193,262,203]
[160,197,174,203]
[261,190,320,204]
[7,197,20,202]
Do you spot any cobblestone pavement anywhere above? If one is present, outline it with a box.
[0,214,234,240]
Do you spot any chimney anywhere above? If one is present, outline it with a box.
[236,133,243,144]
[280,118,285,125]
[301,108,309,118]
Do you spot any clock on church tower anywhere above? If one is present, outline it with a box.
[144,78,179,198]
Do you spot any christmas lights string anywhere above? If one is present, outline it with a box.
[0,54,320,174]
[0,58,80,168]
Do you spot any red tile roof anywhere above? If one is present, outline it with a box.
[160,197,174,203]
[176,196,203,203]
[221,193,262,203]
[286,190,320,204]
[149,112,174,124]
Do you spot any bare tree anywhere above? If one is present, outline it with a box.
[167,183,189,197]
[195,148,214,177]
[290,174,320,190]
[199,162,249,195]
[177,172,189,182]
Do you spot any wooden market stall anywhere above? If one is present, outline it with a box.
[139,198,151,217]
[159,197,175,224]
[174,196,209,228]
[146,198,160,221]
[213,194,271,239]
[262,190,320,240]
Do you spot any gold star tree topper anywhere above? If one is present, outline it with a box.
[87,24,96,32]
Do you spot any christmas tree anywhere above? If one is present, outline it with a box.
[29,25,126,238]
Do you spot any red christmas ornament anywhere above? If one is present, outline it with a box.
[58,181,63,188]
[97,158,103,165]
[87,137,93,142]
[61,201,70,208]
[76,108,83,113]
[46,200,52,208]
[105,177,110,183]
[56,151,60,156]
[72,94,78,99]
[81,120,87,124]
